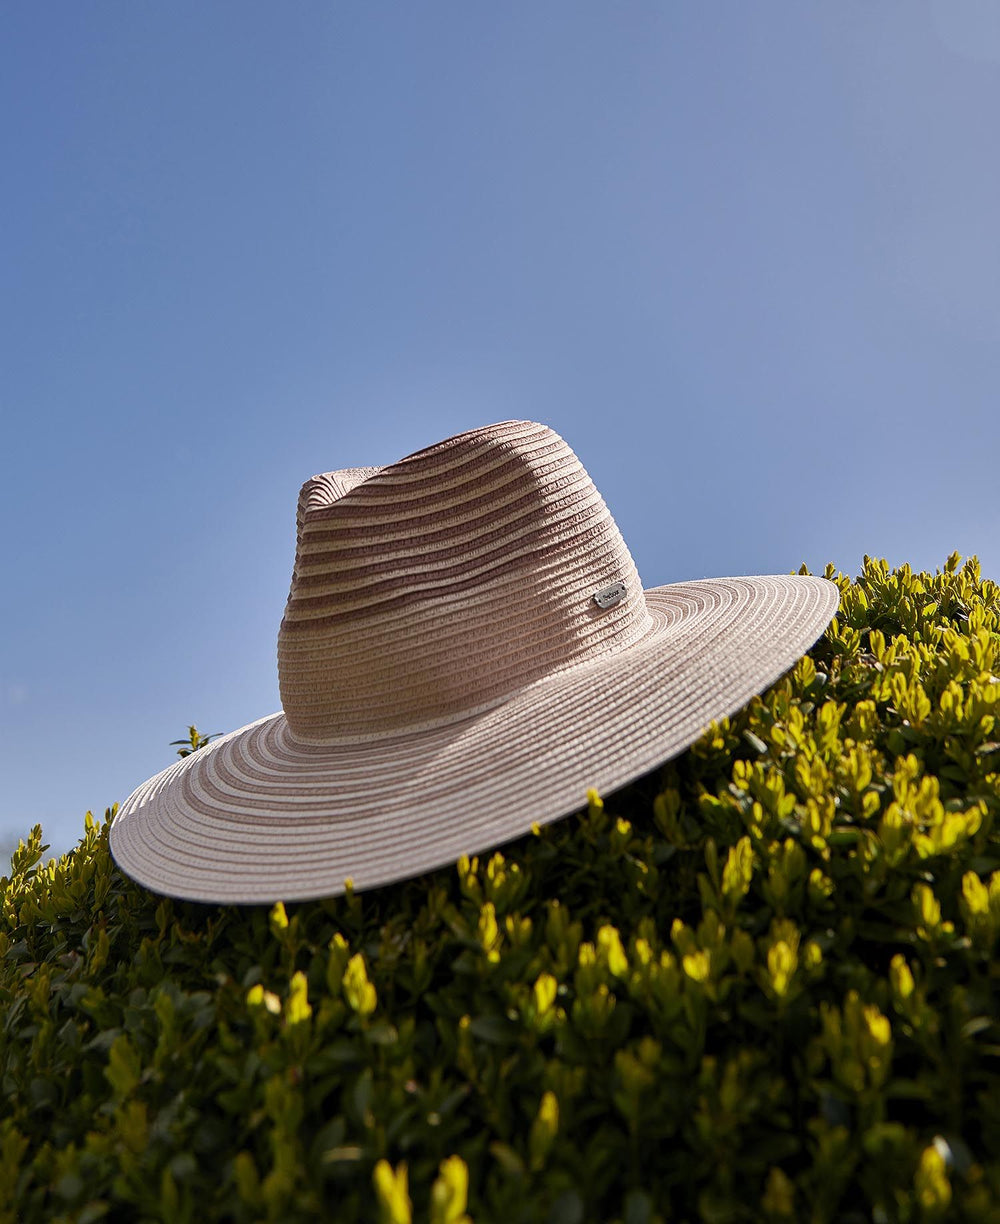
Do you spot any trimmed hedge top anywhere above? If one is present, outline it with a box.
[2,555,1000,1223]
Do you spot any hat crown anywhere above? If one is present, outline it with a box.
[277,420,650,741]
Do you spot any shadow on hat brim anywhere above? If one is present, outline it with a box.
[109,575,839,904]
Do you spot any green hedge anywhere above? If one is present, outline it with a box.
[2,555,999,1223]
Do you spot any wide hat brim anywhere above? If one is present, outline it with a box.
[110,574,839,904]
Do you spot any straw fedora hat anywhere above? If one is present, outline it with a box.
[110,420,839,904]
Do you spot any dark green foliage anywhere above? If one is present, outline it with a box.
[3,555,1000,1223]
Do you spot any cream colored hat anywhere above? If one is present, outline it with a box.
[110,421,839,904]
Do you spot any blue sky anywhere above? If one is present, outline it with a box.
[3,3,999,860]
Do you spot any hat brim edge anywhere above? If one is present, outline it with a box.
[109,574,840,904]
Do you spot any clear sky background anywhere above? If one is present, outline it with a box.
[3,3,999,860]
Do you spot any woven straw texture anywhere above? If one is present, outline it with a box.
[110,422,839,903]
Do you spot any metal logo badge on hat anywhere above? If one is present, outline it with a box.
[110,421,839,904]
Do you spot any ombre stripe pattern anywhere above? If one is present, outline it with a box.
[112,576,840,903]
[277,421,651,740]
[109,420,842,905]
